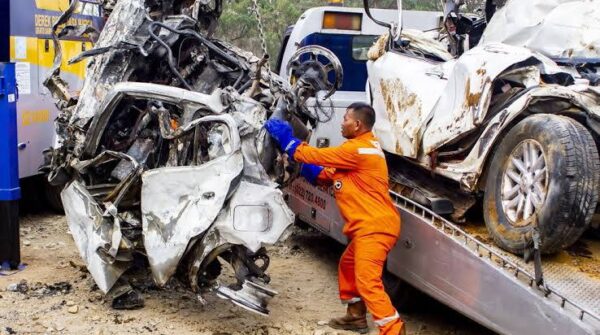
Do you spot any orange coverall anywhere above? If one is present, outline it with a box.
[293,131,403,334]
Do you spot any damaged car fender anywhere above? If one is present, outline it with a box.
[211,180,295,253]
[142,114,243,286]
[432,84,600,191]
[62,181,131,293]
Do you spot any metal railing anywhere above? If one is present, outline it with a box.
[389,190,600,325]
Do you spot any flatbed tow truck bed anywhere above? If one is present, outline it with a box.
[284,176,600,335]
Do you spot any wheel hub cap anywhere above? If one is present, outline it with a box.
[501,139,548,226]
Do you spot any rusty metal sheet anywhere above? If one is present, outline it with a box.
[432,84,600,190]
[367,52,447,158]
[421,43,568,155]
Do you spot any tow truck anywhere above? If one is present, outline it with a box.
[3,0,104,209]
[277,2,600,334]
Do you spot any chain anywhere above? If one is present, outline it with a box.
[251,0,269,59]
[251,0,278,93]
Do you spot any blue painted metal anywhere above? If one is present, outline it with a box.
[300,33,372,92]
[0,62,20,268]
[0,62,20,201]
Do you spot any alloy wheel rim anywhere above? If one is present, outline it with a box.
[500,139,548,226]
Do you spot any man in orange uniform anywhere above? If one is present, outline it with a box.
[265,102,404,335]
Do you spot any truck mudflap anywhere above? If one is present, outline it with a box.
[284,177,600,335]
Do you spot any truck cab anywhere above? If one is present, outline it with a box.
[275,5,441,243]
[276,6,442,151]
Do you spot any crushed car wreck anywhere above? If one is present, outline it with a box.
[43,0,342,314]
[366,0,600,254]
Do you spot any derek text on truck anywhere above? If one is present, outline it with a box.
[5,0,104,208]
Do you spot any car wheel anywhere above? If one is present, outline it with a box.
[483,114,600,254]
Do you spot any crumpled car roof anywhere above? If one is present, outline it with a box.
[481,0,600,60]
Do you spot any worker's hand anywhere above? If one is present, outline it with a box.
[264,119,300,157]
[300,164,324,185]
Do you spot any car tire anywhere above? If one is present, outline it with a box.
[483,114,600,254]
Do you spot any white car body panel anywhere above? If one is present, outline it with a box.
[481,0,600,60]
[367,0,600,190]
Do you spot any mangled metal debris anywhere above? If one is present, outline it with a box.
[366,0,600,255]
[481,0,600,60]
[44,0,342,315]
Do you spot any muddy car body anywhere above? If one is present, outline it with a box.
[44,0,342,313]
[366,0,600,254]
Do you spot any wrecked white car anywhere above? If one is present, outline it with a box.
[44,0,342,314]
[366,0,600,254]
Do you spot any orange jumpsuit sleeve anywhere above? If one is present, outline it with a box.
[293,141,359,170]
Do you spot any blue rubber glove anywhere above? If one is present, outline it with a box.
[264,119,301,157]
[300,164,324,185]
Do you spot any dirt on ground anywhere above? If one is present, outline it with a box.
[461,220,600,280]
[0,212,494,335]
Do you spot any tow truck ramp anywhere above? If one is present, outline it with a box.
[284,179,600,335]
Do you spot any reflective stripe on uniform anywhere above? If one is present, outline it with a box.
[285,139,300,152]
[341,297,362,304]
[357,147,384,157]
[373,311,399,327]
[293,131,400,238]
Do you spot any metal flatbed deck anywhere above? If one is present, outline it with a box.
[284,178,600,335]
[388,193,600,335]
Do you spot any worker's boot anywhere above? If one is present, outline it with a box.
[328,301,369,334]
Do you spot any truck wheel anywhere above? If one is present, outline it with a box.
[382,268,422,313]
[483,114,600,254]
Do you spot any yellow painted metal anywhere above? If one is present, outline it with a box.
[34,0,71,12]
[9,36,90,79]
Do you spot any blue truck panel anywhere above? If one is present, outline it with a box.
[0,62,21,269]
[300,33,370,92]
[0,62,21,200]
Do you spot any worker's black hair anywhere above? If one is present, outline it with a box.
[347,102,376,130]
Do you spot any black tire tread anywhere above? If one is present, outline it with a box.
[546,116,600,251]
[485,114,599,254]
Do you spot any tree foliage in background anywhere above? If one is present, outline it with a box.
[216,0,484,64]
[216,0,309,64]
